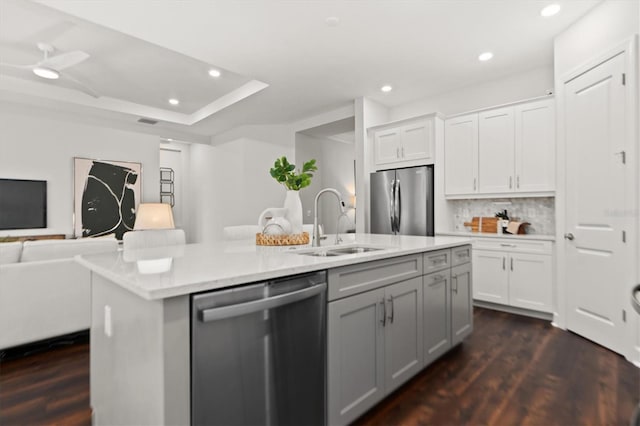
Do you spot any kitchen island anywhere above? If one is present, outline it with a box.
[76,233,472,426]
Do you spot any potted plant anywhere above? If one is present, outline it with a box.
[270,156,317,234]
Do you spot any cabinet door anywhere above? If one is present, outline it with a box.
[472,249,509,304]
[444,114,478,195]
[384,277,423,393]
[478,107,515,194]
[423,270,451,367]
[451,263,473,346]
[401,120,434,163]
[374,128,402,167]
[509,253,553,313]
[515,99,555,192]
[327,288,385,425]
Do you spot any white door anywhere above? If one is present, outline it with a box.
[478,107,515,194]
[444,114,478,195]
[472,249,509,304]
[374,128,401,167]
[514,99,556,192]
[564,52,627,354]
[401,120,433,162]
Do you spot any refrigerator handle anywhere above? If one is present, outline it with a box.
[395,179,401,231]
[390,179,396,232]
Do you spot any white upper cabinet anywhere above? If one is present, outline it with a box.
[444,97,556,198]
[478,107,515,194]
[514,99,555,192]
[371,116,437,170]
[444,114,478,195]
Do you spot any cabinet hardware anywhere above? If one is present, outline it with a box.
[564,233,575,241]
[401,147,405,158]
[622,230,627,243]
[500,243,516,248]
[510,258,514,271]
[388,295,394,323]
[623,309,627,322]
[616,150,626,164]
[380,299,386,326]
[396,147,400,159]
[452,275,458,294]
[433,274,445,281]
[509,176,513,189]
[516,176,520,189]
[502,257,506,270]
[473,178,477,191]
[622,73,626,85]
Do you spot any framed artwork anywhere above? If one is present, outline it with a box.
[74,157,142,240]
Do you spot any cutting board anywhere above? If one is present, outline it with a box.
[463,216,498,233]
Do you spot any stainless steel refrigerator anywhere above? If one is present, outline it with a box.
[370,165,434,236]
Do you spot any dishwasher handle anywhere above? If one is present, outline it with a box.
[199,282,327,322]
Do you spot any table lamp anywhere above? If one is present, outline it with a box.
[134,203,175,230]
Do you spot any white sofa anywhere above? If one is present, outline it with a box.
[0,237,119,350]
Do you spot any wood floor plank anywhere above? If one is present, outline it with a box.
[0,308,637,426]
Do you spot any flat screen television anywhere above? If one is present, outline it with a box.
[0,179,47,230]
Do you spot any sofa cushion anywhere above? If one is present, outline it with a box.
[0,241,22,265]
[21,237,119,262]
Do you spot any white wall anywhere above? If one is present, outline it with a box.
[389,66,553,121]
[189,131,294,243]
[296,133,356,233]
[0,110,160,238]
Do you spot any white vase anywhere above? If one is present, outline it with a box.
[283,190,303,235]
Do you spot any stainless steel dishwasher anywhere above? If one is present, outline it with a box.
[191,271,327,426]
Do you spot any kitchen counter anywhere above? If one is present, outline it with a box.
[437,231,555,242]
[76,233,471,301]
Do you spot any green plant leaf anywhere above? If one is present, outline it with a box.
[269,156,317,191]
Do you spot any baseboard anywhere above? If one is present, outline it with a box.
[473,300,553,321]
[0,330,89,361]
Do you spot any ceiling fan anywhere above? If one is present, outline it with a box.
[0,43,99,98]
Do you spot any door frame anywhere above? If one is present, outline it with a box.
[555,36,638,364]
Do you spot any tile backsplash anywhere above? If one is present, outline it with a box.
[450,197,555,235]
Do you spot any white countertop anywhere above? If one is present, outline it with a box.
[76,234,471,301]
[437,231,556,242]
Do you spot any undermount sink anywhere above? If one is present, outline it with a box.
[295,245,384,257]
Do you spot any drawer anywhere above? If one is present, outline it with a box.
[423,249,451,274]
[328,254,422,301]
[451,245,472,266]
[472,238,552,255]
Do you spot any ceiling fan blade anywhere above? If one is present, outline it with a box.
[43,50,90,71]
[60,72,100,98]
[0,62,33,70]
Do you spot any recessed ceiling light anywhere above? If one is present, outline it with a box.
[208,69,221,78]
[381,85,393,92]
[33,66,60,80]
[325,16,340,27]
[540,4,561,17]
[478,52,494,62]
[168,98,180,106]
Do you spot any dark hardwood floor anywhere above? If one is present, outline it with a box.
[0,308,638,426]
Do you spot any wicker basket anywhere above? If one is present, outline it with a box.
[256,232,310,246]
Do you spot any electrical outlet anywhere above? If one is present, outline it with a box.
[104,305,113,337]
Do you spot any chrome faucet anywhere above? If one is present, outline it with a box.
[313,188,346,247]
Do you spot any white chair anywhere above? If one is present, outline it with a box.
[122,229,186,250]
[223,225,261,241]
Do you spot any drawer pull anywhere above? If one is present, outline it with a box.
[500,243,517,248]
[380,298,387,327]
[433,274,445,281]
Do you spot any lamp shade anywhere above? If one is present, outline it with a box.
[134,203,175,230]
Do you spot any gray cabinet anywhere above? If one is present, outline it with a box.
[327,288,385,426]
[384,277,423,393]
[451,262,473,346]
[422,270,451,366]
[327,277,423,425]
